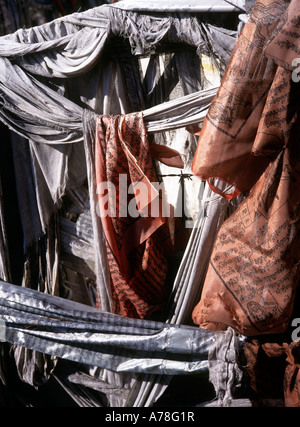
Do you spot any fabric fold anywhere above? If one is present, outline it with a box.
[85,111,181,319]
[0,279,215,376]
[192,0,300,336]
[0,2,239,406]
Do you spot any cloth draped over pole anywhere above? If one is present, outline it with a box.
[0,2,242,407]
[0,280,215,376]
[85,110,179,318]
[113,0,245,13]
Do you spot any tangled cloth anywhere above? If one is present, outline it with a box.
[192,0,300,407]
[192,0,300,337]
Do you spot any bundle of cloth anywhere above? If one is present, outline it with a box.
[192,0,300,407]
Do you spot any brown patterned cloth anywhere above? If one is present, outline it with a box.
[244,337,300,407]
[192,0,300,336]
[94,112,181,319]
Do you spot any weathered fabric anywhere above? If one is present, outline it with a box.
[167,179,243,325]
[0,1,234,159]
[0,2,238,407]
[0,280,215,376]
[192,0,300,336]
[244,337,300,407]
[0,177,10,283]
[0,0,99,36]
[93,111,176,318]
[208,327,244,407]
[113,0,245,13]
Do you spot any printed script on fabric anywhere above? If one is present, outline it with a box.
[94,112,171,319]
[192,0,300,336]
[192,0,295,196]
[210,149,300,333]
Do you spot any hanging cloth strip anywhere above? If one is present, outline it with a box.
[0,280,214,376]
[0,4,236,406]
[192,0,300,336]
[84,110,185,318]
[91,111,183,318]
[112,0,245,13]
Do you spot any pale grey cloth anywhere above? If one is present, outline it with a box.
[0,5,235,144]
[113,0,245,12]
[208,327,245,407]
[0,3,239,406]
[0,280,214,376]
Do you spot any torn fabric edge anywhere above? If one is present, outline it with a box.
[0,4,231,144]
[0,2,237,404]
[144,86,217,132]
[0,280,214,376]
